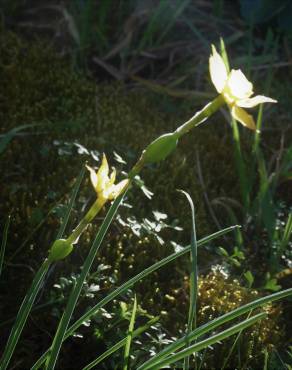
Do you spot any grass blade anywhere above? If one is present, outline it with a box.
[0,168,85,370]
[137,288,292,370]
[263,348,268,370]
[221,310,253,370]
[31,225,239,369]
[0,259,50,370]
[45,189,128,369]
[138,0,168,51]
[148,313,267,369]
[82,317,159,370]
[220,38,250,211]
[212,198,243,248]
[157,0,190,44]
[179,190,198,370]
[123,295,137,370]
[57,166,86,239]
[256,150,276,241]
[279,212,292,255]
[0,124,40,155]
[64,228,238,336]
[0,215,10,278]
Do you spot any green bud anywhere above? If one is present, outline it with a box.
[48,239,73,262]
[142,132,178,163]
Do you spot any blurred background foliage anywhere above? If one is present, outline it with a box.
[0,0,291,369]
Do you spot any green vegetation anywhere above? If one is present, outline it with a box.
[1,1,291,369]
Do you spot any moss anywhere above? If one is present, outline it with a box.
[197,270,284,369]
[158,270,284,369]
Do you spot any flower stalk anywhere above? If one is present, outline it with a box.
[60,92,225,260]
[175,95,225,137]
[66,198,105,245]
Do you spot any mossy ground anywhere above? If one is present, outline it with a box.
[0,32,286,369]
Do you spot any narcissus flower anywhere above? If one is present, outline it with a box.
[86,154,128,201]
[209,45,277,130]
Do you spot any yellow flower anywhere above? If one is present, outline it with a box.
[86,154,128,201]
[209,45,277,130]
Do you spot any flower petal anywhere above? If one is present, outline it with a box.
[86,165,98,191]
[107,179,129,200]
[231,105,256,130]
[209,45,228,93]
[109,168,116,186]
[237,95,277,108]
[226,69,253,100]
[96,154,109,192]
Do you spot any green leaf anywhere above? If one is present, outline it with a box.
[218,247,229,257]
[141,313,267,369]
[178,190,198,370]
[123,296,137,370]
[82,317,159,370]
[244,270,254,288]
[264,274,281,292]
[44,188,129,369]
[0,124,40,155]
[0,168,84,370]
[31,225,240,369]
[137,289,292,370]
[0,260,50,370]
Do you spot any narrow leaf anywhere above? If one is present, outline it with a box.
[179,190,198,370]
[123,296,138,370]
[82,317,159,370]
[0,168,85,370]
[32,225,239,369]
[0,215,10,278]
[150,313,266,369]
[137,288,292,370]
[45,188,128,369]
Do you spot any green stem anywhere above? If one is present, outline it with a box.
[44,191,128,370]
[128,158,145,179]
[175,95,225,137]
[128,95,224,179]
[66,198,105,244]
[232,118,250,211]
